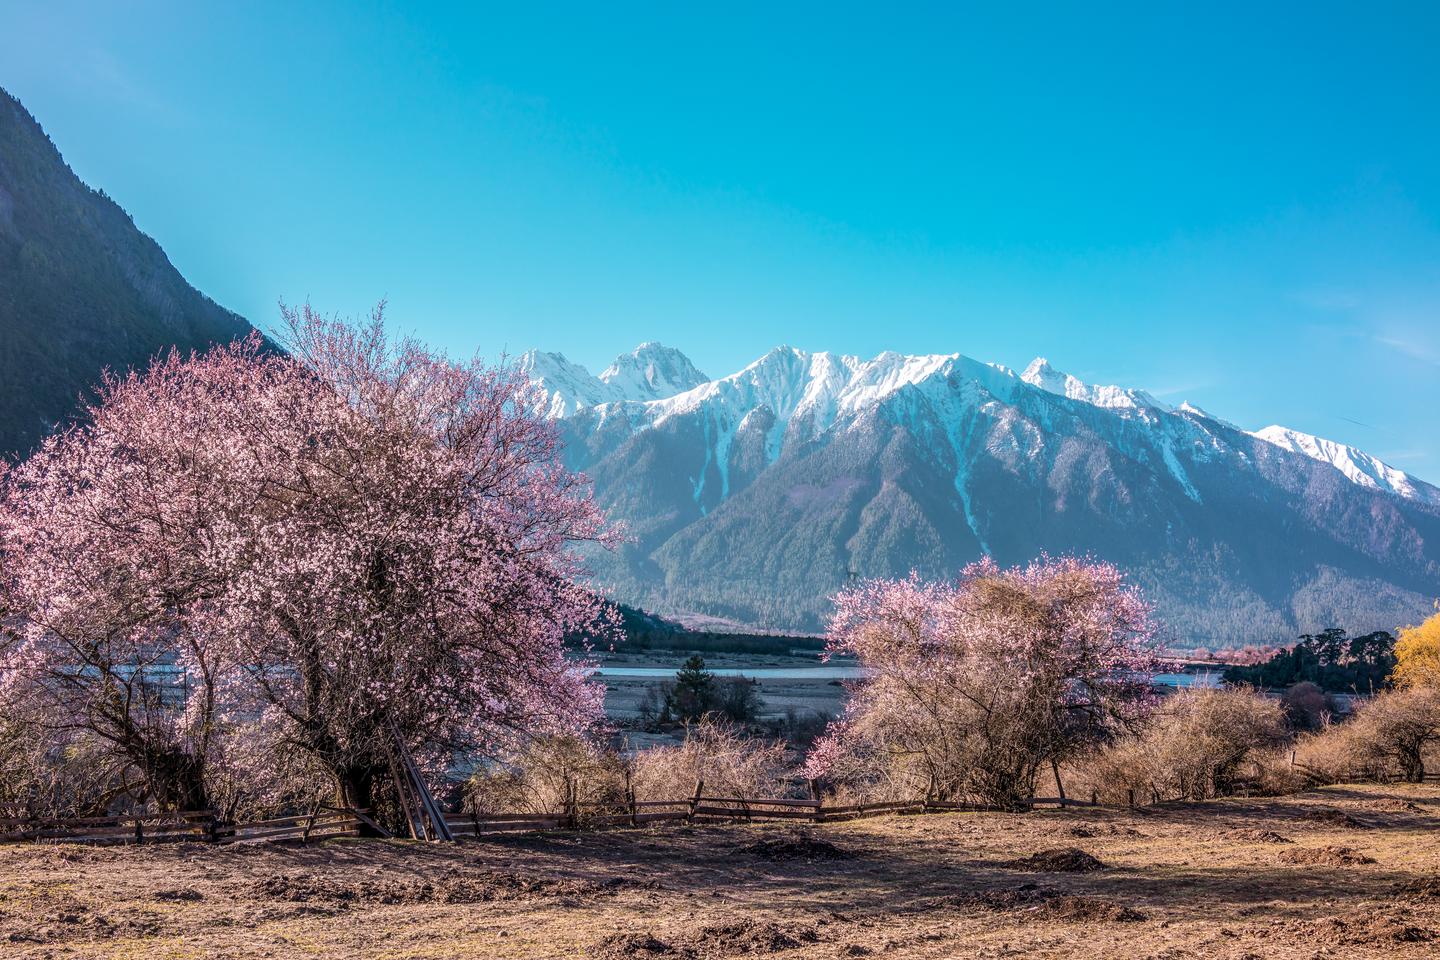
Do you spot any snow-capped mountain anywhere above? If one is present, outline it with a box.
[526,344,1440,644]
[517,342,708,418]
[1249,425,1440,508]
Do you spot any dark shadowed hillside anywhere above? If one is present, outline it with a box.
[0,88,256,459]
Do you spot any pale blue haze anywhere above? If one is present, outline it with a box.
[4,1,1438,477]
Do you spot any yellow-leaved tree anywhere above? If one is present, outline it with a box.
[1392,609,1440,689]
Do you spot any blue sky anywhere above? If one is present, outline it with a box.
[5,1,1439,479]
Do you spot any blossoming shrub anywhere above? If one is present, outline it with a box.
[805,558,1157,809]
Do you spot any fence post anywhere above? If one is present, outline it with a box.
[626,769,637,828]
[808,779,821,823]
[134,818,144,845]
[301,803,321,843]
[688,778,704,823]
[1090,789,1098,807]
[566,775,578,831]
[1127,788,1135,808]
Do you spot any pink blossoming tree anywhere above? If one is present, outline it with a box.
[0,303,615,814]
[804,557,1158,809]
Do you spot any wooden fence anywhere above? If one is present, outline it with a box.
[0,805,378,846]
[5,766,1434,846]
[449,777,1110,837]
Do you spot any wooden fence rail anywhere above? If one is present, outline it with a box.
[0,806,373,846]
[4,763,1430,846]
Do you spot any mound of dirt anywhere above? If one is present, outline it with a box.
[940,886,1145,922]
[1395,877,1440,899]
[1278,845,1375,866]
[151,888,204,902]
[591,921,821,959]
[1227,829,1292,844]
[591,932,692,959]
[694,920,822,954]
[1300,809,1366,828]
[739,834,853,862]
[1000,847,1108,873]
[1043,895,1147,923]
[1305,911,1434,945]
[252,868,618,905]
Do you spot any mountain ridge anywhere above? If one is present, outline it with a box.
[0,87,258,459]
[526,341,1440,644]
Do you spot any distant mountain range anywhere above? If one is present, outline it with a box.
[0,88,257,459]
[522,343,1440,645]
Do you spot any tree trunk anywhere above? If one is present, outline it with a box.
[1400,746,1425,783]
[337,765,379,810]
[147,750,210,812]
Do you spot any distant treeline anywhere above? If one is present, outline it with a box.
[1221,627,1395,694]
[590,604,826,656]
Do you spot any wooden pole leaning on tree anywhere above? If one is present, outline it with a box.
[387,718,454,842]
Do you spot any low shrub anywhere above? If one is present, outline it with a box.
[629,718,792,801]
[466,735,626,817]
[1076,687,1286,803]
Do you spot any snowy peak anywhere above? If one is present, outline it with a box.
[519,342,708,416]
[1251,425,1440,507]
[599,342,708,400]
[516,350,613,418]
[523,342,1434,507]
[1021,357,1166,412]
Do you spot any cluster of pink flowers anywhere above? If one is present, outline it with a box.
[0,303,615,811]
[804,557,1159,806]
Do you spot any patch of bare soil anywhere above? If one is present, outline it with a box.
[1000,847,1108,872]
[5,782,1440,959]
[591,920,822,959]
[738,833,853,862]
[19,897,169,943]
[151,887,204,901]
[1278,845,1376,866]
[1226,829,1292,844]
[1352,798,1426,813]
[1065,823,1144,839]
[252,867,622,904]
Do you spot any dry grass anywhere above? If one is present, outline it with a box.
[2,782,1440,958]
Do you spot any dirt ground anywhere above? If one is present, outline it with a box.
[3,782,1440,959]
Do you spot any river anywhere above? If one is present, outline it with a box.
[593,665,1222,688]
